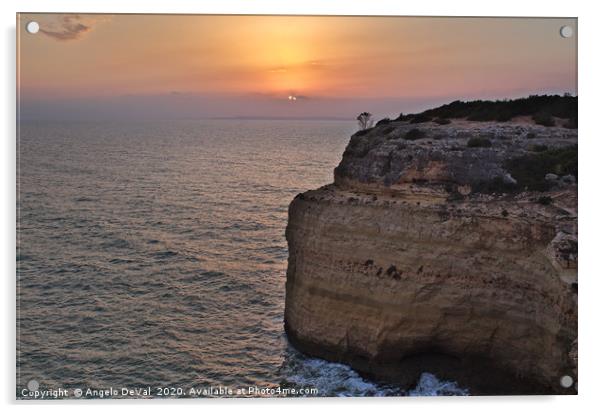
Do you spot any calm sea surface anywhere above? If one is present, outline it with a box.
[17,119,466,397]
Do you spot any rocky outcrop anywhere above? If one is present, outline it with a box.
[284,118,577,395]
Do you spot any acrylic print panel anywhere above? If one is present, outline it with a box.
[16,14,577,399]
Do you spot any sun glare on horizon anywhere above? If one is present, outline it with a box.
[18,14,577,119]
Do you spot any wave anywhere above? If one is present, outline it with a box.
[281,349,468,397]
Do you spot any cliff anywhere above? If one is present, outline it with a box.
[284,115,577,395]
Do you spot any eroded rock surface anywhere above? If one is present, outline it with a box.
[284,118,577,394]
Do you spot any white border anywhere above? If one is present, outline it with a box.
[3,1,601,412]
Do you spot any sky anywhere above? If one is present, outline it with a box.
[18,14,577,120]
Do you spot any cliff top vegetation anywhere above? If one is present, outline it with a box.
[383,95,577,128]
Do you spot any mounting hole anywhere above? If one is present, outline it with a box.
[26,21,40,34]
[559,25,573,38]
[27,379,39,391]
[560,375,574,388]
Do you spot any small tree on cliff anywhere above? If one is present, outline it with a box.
[357,112,373,130]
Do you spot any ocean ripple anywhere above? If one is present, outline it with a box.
[17,119,465,397]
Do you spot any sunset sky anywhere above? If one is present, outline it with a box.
[18,14,577,120]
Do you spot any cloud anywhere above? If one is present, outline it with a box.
[267,60,329,74]
[38,14,109,41]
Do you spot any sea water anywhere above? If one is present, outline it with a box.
[17,119,467,397]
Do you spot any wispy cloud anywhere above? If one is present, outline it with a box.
[38,14,109,41]
[266,60,330,75]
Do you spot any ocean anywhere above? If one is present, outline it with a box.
[17,119,467,397]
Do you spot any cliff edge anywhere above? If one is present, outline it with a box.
[284,101,577,395]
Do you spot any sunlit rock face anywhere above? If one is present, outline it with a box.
[284,119,577,395]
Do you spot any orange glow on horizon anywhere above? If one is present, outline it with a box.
[18,14,577,107]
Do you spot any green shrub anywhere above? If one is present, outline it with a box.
[467,137,492,148]
[465,109,488,121]
[404,128,426,140]
[409,114,432,124]
[472,177,517,194]
[375,118,391,126]
[532,112,555,127]
[537,196,553,205]
[528,144,549,152]
[434,117,451,125]
[417,95,577,122]
[563,117,577,129]
[389,96,577,127]
[354,128,371,136]
[504,145,577,191]
[495,112,514,122]
[395,112,407,121]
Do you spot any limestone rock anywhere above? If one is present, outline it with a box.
[284,118,577,395]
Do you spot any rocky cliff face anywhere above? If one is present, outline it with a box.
[284,118,577,395]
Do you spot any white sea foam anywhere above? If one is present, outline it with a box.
[408,372,469,396]
[283,350,469,397]
[284,357,401,396]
